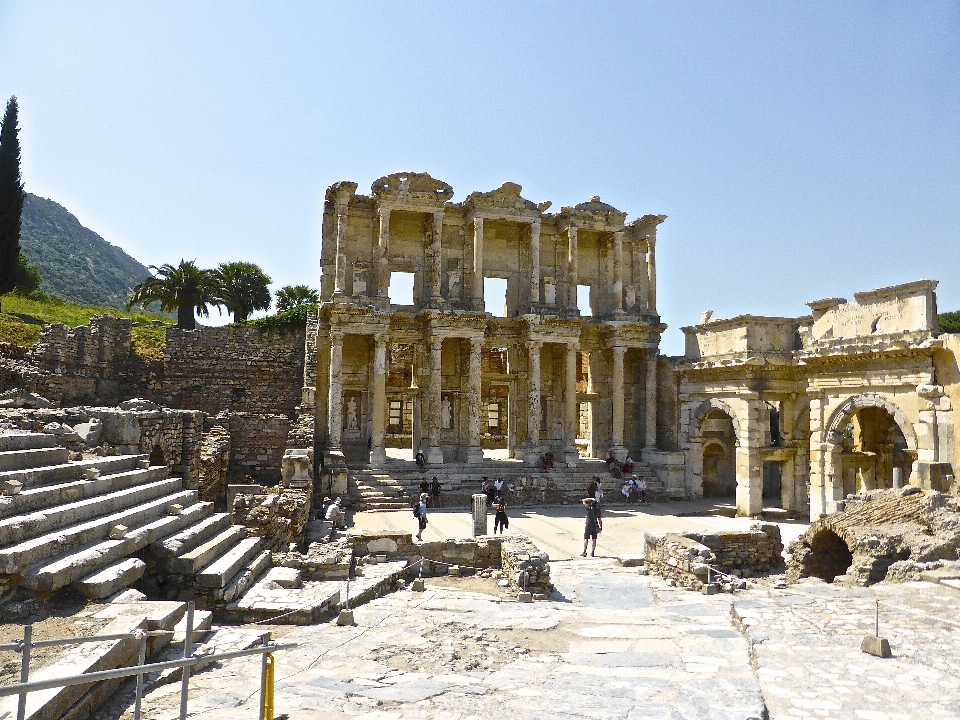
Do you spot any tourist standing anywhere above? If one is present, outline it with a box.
[581,496,602,557]
[637,476,647,504]
[414,493,429,541]
[419,477,430,499]
[493,493,509,533]
[430,476,442,507]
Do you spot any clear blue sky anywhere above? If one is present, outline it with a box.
[0,2,957,353]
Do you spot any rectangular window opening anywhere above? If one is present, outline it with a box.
[577,285,592,316]
[484,277,508,317]
[389,272,415,306]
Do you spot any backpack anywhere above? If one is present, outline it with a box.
[413,503,421,518]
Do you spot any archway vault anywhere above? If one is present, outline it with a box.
[823,393,917,451]
[689,398,744,446]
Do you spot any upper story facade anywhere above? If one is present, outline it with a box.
[320,171,666,321]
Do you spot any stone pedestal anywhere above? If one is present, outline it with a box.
[472,494,488,537]
[426,446,444,464]
[281,448,314,489]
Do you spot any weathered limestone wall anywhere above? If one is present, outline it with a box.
[198,422,231,506]
[163,326,305,415]
[226,413,291,483]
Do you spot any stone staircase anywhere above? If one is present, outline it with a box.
[346,458,670,509]
[0,431,268,607]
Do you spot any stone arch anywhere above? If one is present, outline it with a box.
[688,398,743,446]
[824,394,917,452]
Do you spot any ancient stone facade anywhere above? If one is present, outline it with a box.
[674,280,958,520]
[309,172,665,468]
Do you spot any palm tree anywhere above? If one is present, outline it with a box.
[275,284,319,312]
[216,261,272,322]
[127,260,220,330]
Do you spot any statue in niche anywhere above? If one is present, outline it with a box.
[346,396,359,431]
[441,397,452,429]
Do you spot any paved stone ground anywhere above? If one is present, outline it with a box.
[100,504,960,719]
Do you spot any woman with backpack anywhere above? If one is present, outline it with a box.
[493,493,509,534]
[414,492,429,541]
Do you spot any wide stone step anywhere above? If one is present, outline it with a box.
[152,511,231,558]
[74,557,146,599]
[198,536,265,589]
[0,446,71,472]
[0,432,60,452]
[170,525,245,575]
[0,454,148,490]
[0,466,169,521]
[218,548,272,603]
[1,488,198,576]
[19,492,201,592]
[0,476,185,547]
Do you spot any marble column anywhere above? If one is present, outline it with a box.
[334,205,349,295]
[426,338,444,464]
[645,348,658,449]
[524,341,542,465]
[529,219,541,308]
[328,331,344,450]
[473,217,485,311]
[610,345,626,460]
[612,231,624,314]
[466,336,484,464]
[430,211,444,305]
[563,342,579,464]
[377,207,391,297]
[647,236,657,313]
[567,225,579,311]
[369,334,388,466]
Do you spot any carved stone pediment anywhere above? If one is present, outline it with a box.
[560,196,628,228]
[464,182,540,217]
[371,172,454,203]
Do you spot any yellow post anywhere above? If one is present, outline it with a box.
[262,653,275,720]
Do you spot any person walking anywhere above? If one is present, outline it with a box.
[493,493,509,534]
[414,493,429,541]
[581,495,602,557]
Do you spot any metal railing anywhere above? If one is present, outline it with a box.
[0,602,297,720]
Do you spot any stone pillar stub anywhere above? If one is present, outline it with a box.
[334,207,348,295]
[563,342,579,465]
[472,494,488,536]
[647,236,657,313]
[430,210,444,307]
[524,340,542,465]
[370,334,388,466]
[426,337,444,464]
[609,344,626,460]
[466,336,484,464]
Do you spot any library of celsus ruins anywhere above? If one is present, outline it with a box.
[306,172,959,522]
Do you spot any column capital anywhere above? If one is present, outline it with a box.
[433,209,445,222]
[374,333,389,349]
[430,337,443,353]
[469,335,484,351]
[330,330,344,344]
[525,340,542,352]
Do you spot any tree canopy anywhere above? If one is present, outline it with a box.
[127,260,220,329]
[0,97,24,295]
[216,261,272,322]
[275,284,318,312]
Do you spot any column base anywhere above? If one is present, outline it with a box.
[426,446,444,465]
[369,447,387,467]
[608,445,627,462]
[466,446,485,464]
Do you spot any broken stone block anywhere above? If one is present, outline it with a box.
[412,578,425,592]
[336,609,355,626]
[517,592,533,603]
[76,558,145,599]
[0,388,54,408]
[108,524,128,540]
[83,467,101,480]
[264,566,302,589]
[109,588,147,604]
[447,565,460,576]
[860,635,891,658]
[99,412,141,445]
[118,398,159,411]
[1,479,22,496]
[167,504,183,516]
[73,418,103,445]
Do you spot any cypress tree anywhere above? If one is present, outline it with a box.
[0,96,24,296]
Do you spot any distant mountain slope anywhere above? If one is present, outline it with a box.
[19,193,151,309]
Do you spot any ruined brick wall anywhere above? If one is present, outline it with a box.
[198,423,231,506]
[163,326,305,415]
[227,412,291,483]
[231,486,310,552]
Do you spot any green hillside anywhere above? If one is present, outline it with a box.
[19,193,151,309]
